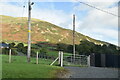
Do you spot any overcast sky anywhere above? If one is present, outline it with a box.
[0,0,119,45]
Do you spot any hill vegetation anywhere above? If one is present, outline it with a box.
[2,40,120,58]
[1,15,119,56]
[1,15,107,45]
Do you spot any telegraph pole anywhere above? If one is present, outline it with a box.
[73,14,75,62]
[27,0,34,63]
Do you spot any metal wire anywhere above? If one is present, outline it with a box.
[75,0,119,17]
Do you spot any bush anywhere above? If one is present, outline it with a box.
[16,43,24,52]
[9,43,15,48]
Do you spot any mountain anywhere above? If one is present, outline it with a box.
[1,15,108,45]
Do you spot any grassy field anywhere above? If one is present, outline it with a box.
[46,50,72,58]
[2,55,65,78]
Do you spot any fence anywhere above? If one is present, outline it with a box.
[63,53,89,66]
[90,53,120,68]
[49,51,90,67]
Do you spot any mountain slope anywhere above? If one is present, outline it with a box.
[1,15,108,45]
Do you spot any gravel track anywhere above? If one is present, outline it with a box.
[64,67,119,78]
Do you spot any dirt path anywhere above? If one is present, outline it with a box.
[64,67,119,78]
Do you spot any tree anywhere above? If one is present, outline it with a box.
[77,40,95,55]
[16,43,24,52]
[56,43,68,51]
[93,45,103,54]
[9,43,15,48]
[16,43,24,48]
[40,47,47,55]
[8,43,17,55]
[108,44,118,54]
[22,46,27,55]
[31,44,40,49]
[2,48,9,55]
[67,45,73,53]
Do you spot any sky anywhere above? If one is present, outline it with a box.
[0,0,119,46]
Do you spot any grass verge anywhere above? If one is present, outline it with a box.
[2,55,65,78]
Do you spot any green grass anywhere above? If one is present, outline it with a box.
[46,51,58,57]
[2,55,64,78]
[46,50,72,58]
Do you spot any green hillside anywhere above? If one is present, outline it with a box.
[1,15,108,45]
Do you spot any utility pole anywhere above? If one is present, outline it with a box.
[27,0,34,63]
[73,14,75,62]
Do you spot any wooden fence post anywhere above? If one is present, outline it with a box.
[9,49,11,63]
[36,51,39,64]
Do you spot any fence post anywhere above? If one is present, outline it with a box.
[58,51,61,65]
[60,51,63,67]
[9,49,11,63]
[87,55,90,67]
[36,51,39,64]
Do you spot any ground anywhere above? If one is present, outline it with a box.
[1,54,120,79]
[65,66,119,78]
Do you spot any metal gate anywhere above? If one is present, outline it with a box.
[50,51,90,67]
[63,53,90,67]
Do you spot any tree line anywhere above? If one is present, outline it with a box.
[2,42,47,57]
[2,40,120,56]
[57,40,120,55]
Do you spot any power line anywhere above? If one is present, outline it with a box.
[21,1,27,18]
[13,1,27,20]
[22,6,25,17]
[75,0,119,17]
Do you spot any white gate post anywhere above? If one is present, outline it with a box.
[60,51,63,67]
[87,55,90,67]
[58,51,61,65]
[9,49,11,63]
[36,51,39,64]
